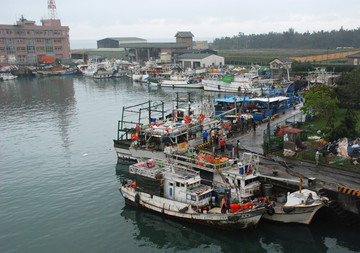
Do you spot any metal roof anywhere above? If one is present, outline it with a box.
[347,52,360,58]
[175,31,194,38]
[119,43,189,49]
[270,57,292,63]
[216,96,250,103]
[84,48,125,58]
[178,53,214,60]
[102,37,146,42]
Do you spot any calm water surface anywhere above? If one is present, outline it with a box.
[0,76,359,253]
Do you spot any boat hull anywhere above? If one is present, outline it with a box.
[160,80,203,89]
[113,139,134,160]
[202,80,260,93]
[120,187,265,230]
[262,203,324,224]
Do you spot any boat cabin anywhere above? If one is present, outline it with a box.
[246,96,291,121]
[163,166,212,206]
[214,96,250,119]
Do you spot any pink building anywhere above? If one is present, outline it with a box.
[0,16,70,65]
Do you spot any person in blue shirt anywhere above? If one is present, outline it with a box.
[203,130,208,143]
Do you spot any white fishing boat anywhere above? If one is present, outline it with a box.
[129,105,218,160]
[119,160,266,230]
[114,95,218,161]
[262,188,329,224]
[78,59,115,78]
[159,79,203,89]
[0,72,18,80]
[202,74,264,93]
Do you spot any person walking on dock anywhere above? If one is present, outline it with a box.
[315,149,319,165]
[237,140,241,159]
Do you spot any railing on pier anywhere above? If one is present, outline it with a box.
[263,111,311,154]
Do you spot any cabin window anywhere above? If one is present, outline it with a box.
[169,183,173,186]
[176,182,180,187]
[187,194,196,201]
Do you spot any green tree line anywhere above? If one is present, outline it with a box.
[213,27,360,49]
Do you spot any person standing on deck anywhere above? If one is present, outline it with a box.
[220,139,226,153]
[237,140,241,159]
[203,130,208,143]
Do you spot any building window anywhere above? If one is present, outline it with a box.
[27,46,35,53]
[45,39,53,53]
[16,39,25,43]
[18,55,27,63]
[0,39,4,43]
[0,47,5,52]
[36,47,45,52]
[36,39,44,43]
[54,46,62,51]
[28,54,36,64]
[0,55,6,63]
[54,39,61,43]
[16,47,26,51]
[6,46,15,54]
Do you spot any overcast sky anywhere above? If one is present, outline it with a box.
[2,0,360,47]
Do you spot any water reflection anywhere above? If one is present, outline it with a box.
[120,205,360,253]
[120,206,264,252]
[0,76,76,164]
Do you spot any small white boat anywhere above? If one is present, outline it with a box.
[0,72,17,80]
[119,160,266,230]
[262,188,329,224]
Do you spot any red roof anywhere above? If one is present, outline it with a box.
[284,128,303,134]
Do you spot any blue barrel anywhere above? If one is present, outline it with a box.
[245,165,249,174]
[239,167,244,175]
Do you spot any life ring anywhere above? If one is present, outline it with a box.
[267,206,275,215]
[230,104,234,109]
[247,168,253,175]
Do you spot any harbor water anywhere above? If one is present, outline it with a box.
[0,76,359,253]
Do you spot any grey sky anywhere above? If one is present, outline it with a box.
[2,0,360,43]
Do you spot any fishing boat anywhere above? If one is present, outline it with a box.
[262,188,329,224]
[246,96,293,121]
[119,159,266,230]
[34,66,77,76]
[0,72,17,80]
[149,73,203,89]
[78,59,115,78]
[113,94,218,161]
[202,73,267,94]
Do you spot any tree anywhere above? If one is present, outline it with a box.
[335,66,360,109]
[301,85,339,127]
[328,108,358,141]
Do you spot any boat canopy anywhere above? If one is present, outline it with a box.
[249,96,289,103]
[215,96,250,103]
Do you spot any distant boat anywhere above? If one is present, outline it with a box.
[0,72,18,80]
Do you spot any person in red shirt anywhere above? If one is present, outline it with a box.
[220,139,226,153]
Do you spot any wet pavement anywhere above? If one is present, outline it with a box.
[223,106,360,191]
